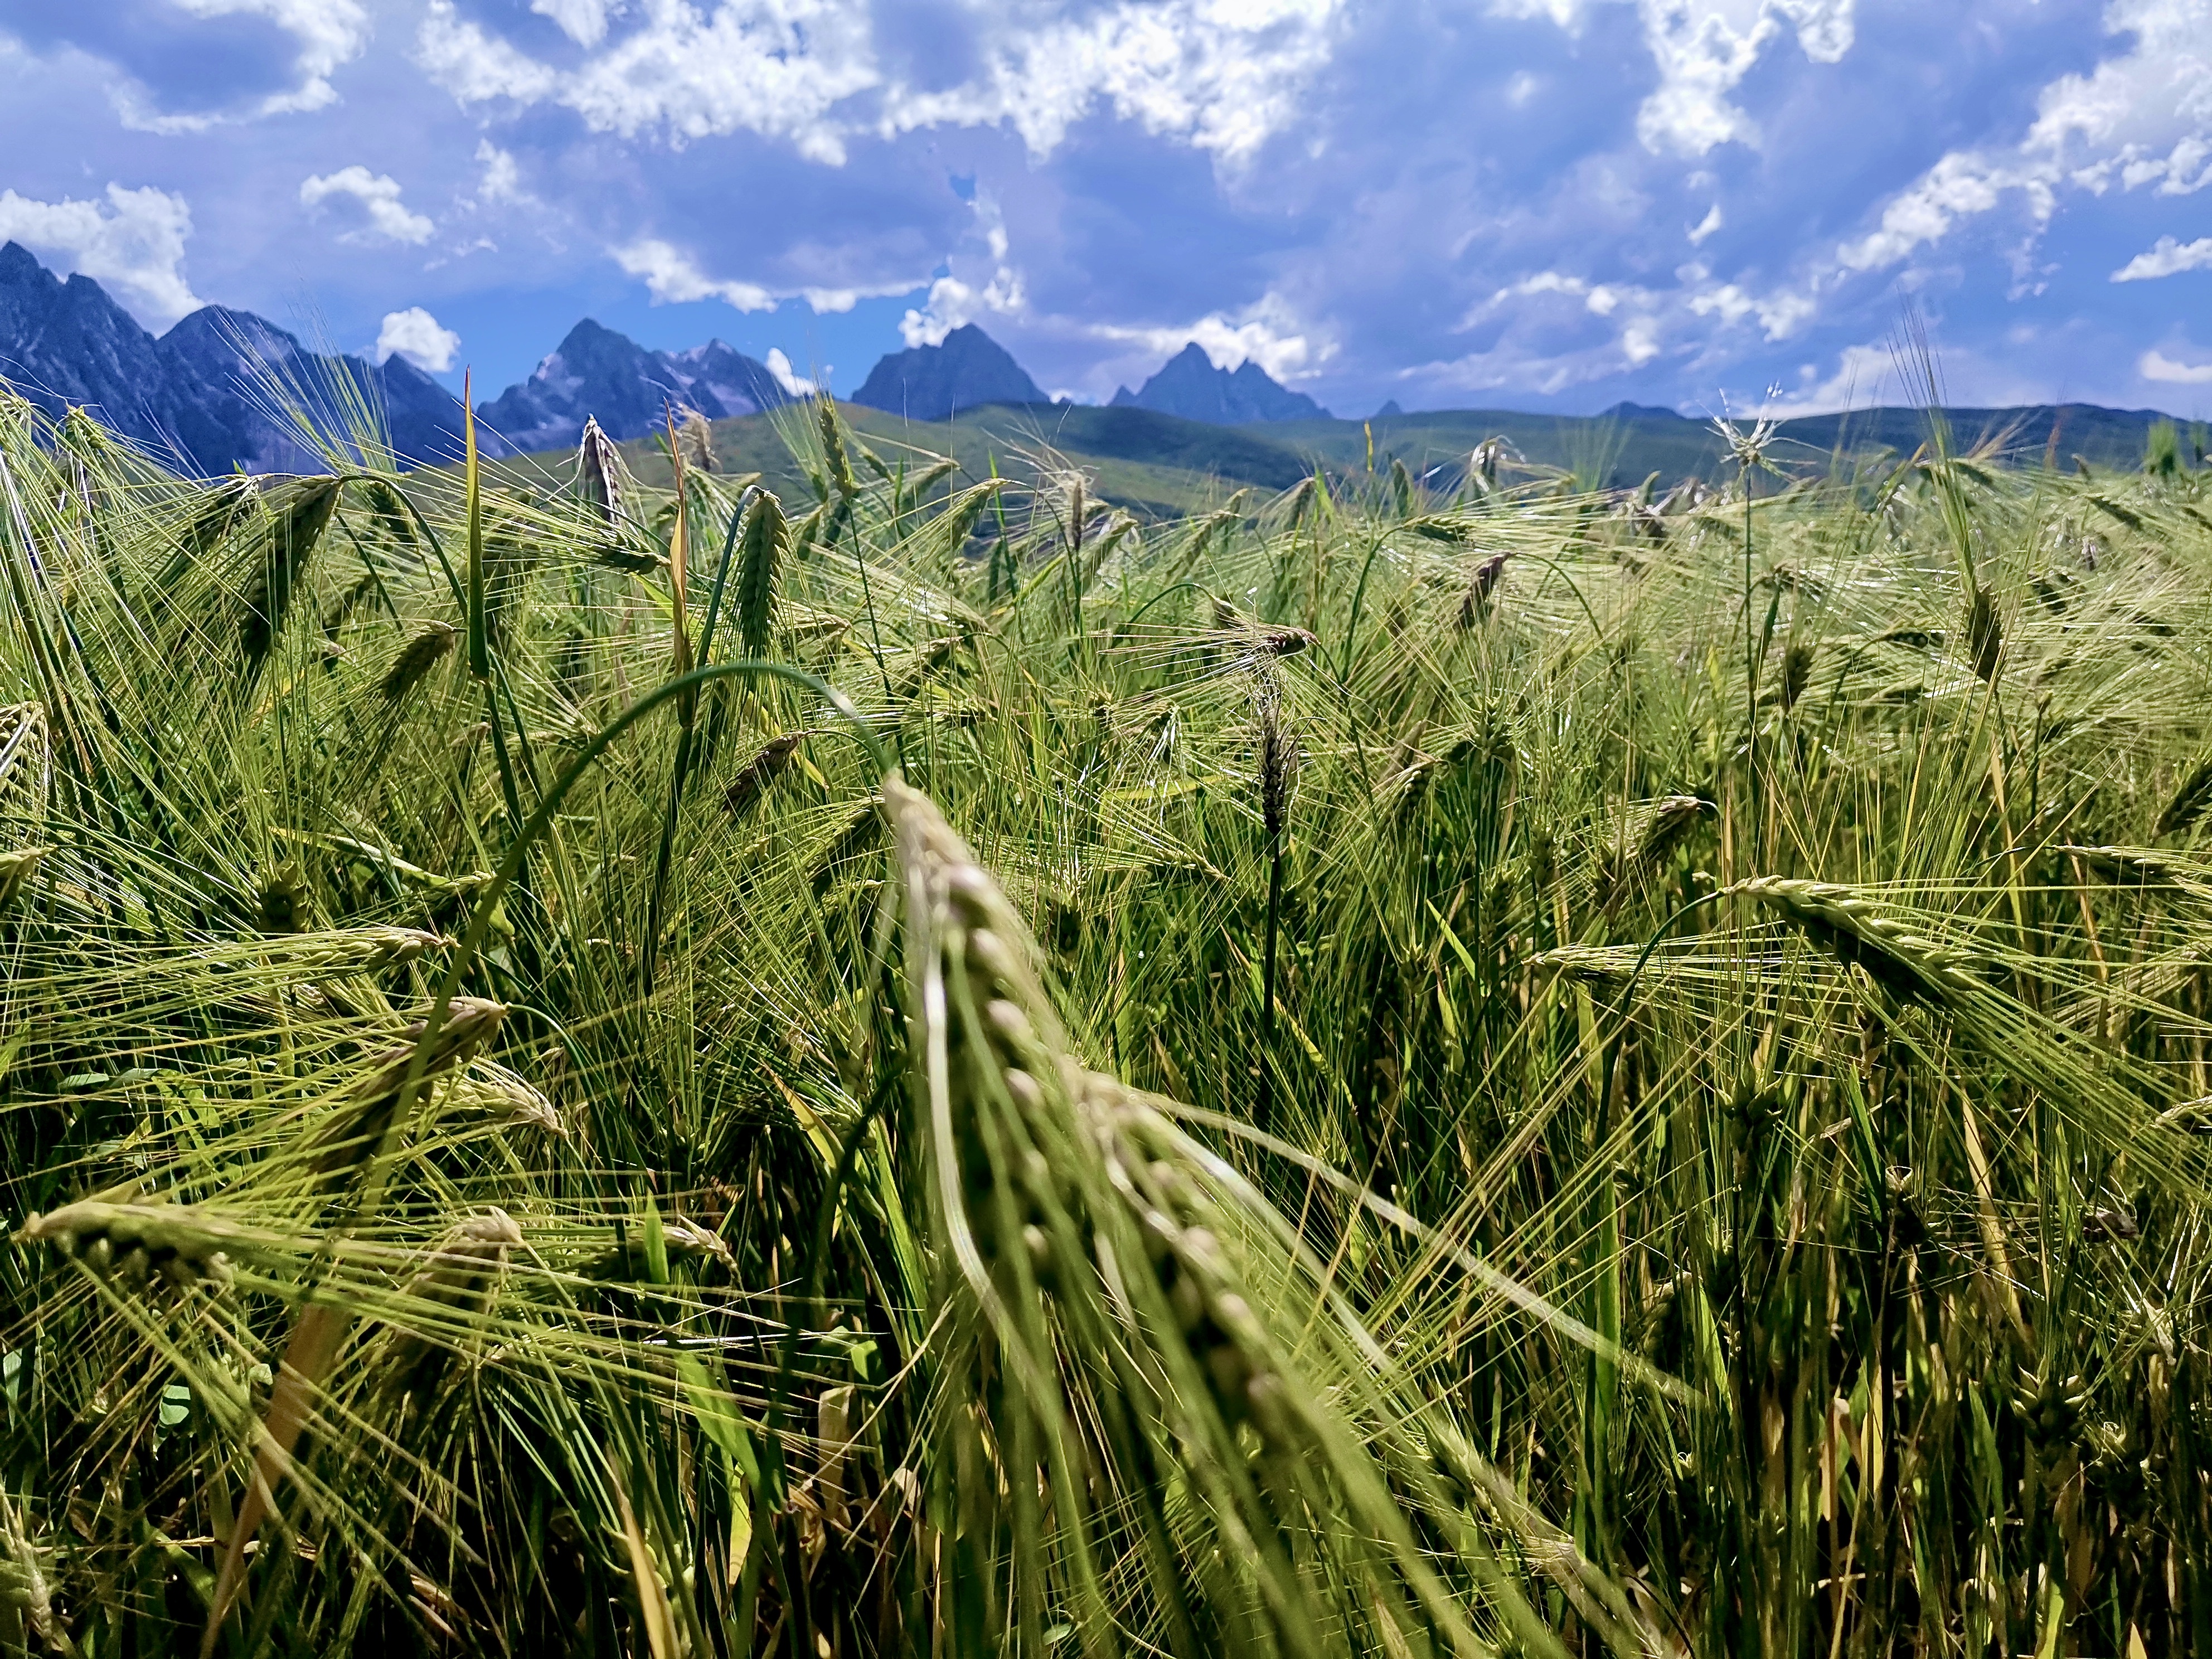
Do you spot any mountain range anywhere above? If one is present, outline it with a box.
[476,318,799,453]
[0,242,1343,470]
[0,243,2193,499]
[0,241,465,473]
[1110,342,1330,422]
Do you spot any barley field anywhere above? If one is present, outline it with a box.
[2,386,2210,1659]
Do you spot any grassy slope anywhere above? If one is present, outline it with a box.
[498,398,2192,517]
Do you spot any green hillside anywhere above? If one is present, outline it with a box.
[494,396,2196,518]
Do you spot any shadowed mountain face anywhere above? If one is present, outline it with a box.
[473,319,796,453]
[849,324,1047,420]
[0,241,467,473]
[1110,343,1330,424]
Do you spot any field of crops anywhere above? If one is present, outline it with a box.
[2,387,2211,1658]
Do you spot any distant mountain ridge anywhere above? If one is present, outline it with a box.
[0,244,2195,492]
[1111,343,1329,423]
[474,319,797,453]
[850,324,1047,421]
[0,240,466,473]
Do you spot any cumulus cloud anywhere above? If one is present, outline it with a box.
[419,0,872,164]
[0,183,202,329]
[765,347,817,397]
[100,0,372,129]
[2141,347,2212,384]
[414,2,560,105]
[1094,293,1329,382]
[1687,282,1815,340]
[1839,0,2212,278]
[900,271,1026,346]
[1634,0,1856,157]
[300,168,435,245]
[613,239,775,310]
[417,0,1341,169]
[531,0,617,48]
[375,306,461,371]
[900,192,1025,345]
[1490,0,1859,156]
[476,141,526,206]
[2112,234,2212,280]
[882,0,1345,163]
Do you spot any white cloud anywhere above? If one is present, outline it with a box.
[1635,0,1856,157]
[0,183,202,329]
[118,0,371,129]
[420,0,873,165]
[765,347,817,397]
[415,2,560,105]
[900,270,1026,346]
[2112,234,2212,280]
[1688,280,1814,339]
[1486,0,1592,25]
[1094,292,1328,382]
[532,0,618,48]
[1478,270,1651,323]
[1836,150,2032,271]
[884,0,1345,164]
[1489,2,1856,157]
[2141,347,2212,384]
[1688,203,1723,244]
[1757,342,1895,415]
[375,306,461,372]
[613,239,775,310]
[899,192,1025,346]
[1839,0,2212,277]
[299,167,435,245]
[418,0,1341,169]
[476,140,526,206]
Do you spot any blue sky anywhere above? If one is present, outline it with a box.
[2,0,2210,418]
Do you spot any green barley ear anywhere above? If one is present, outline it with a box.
[887,776,1546,1659]
[0,847,41,909]
[2157,754,2212,837]
[1733,875,1981,1009]
[19,1201,244,1293]
[724,733,802,820]
[1598,795,1709,910]
[1458,550,1510,626]
[164,474,260,587]
[1390,455,1417,518]
[379,619,457,704]
[256,861,315,934]
[816,396,858,501]
[361,478,418,551]
[300,997,507,1183]
[734,488,787,661]
[0,1495,51,1653]
[240,476,339,669]
[371,1209,523,1403]
[1778,638,1814,711]
[1966,584,2002,682]
[934,477,1000,547]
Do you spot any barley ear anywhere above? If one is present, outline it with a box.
[579,415,627,525]
[240,477,339,670]
[734,488,787,661]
